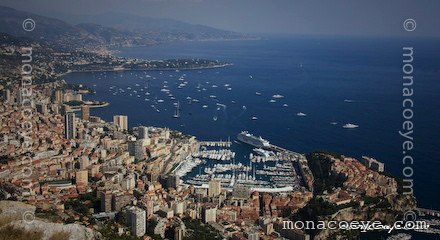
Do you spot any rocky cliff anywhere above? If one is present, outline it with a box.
[0,200,101,240]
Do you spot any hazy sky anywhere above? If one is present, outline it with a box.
[2,0,439,37]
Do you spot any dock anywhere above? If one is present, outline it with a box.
[200,140,232,147]
[417,207,440,217]
[269,144,300,156]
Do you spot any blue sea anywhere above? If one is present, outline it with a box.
[64,36,440,239]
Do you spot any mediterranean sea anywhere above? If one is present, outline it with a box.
[64,37,440,239]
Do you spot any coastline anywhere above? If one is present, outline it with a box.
[68,102,110,111]
[60,39,434,215]
[57,63,233,78]
[108,37,261,54]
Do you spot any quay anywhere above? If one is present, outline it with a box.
[268,144,314,192]
[417,207,440,217]
[192,149,235,160]
[199,140,232,147]
[269,144,300,156]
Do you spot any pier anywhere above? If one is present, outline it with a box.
[200,140,232,147]
[250,152,296,162]
[269,144,314,192]
[416,207,440,217]
[269,144,300,156]
[192,149,235,160]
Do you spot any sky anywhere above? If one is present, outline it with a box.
[1,0,439,38]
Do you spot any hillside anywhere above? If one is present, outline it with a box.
[0,6,252,51]
[71,12,252,41]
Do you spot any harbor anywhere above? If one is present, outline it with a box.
[173,131,308,192]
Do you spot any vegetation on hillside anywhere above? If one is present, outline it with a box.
[183,218,222,240]
[305,151,347,194]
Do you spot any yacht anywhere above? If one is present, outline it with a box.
[386,233,411,240]
[272,94,284,99]
[342,123,359,129]
[173,101,180,118]
[237,131,270,148]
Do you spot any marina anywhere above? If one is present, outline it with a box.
[175,131,307,192]
[173,156,205,177]
[192,149,235,161]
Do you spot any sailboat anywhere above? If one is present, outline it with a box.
[173,101,180,118]
[330,116,338,125]
[213,110,218,121]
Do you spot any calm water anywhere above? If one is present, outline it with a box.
[65,37,440,238]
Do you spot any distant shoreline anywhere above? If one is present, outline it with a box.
[59,63,232,77]
[69,102,110,111]
[107,37,261,55]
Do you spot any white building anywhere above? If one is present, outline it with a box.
[173,201,186,216]
[202,206,217,223]
[121,174,135,190]
[128,206,146,237]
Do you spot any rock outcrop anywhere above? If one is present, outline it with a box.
[0,200,101,240]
